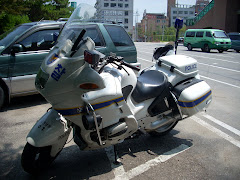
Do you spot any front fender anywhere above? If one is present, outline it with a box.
[27,109,71,148]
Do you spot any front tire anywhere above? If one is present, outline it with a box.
[148,120,178,136]
[187,43,192,51]
[204,44,210,53]
[0,86,5,109]
[21,143,60,175]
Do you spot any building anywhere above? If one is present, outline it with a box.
[138,10,169,41]
[186,0,240,33]
[94,0,134,34]
[195,0,209,14]
[170,3,195,27]
[167,0,176,26]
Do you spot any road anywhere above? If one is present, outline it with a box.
[0,43,240,180]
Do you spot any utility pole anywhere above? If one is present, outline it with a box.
[135,10,139,42]
[162,13,165,41]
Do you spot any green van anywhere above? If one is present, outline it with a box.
[184,29,231,53]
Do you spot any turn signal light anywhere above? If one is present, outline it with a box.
[79,83,99,89]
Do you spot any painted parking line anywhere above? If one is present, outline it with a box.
[125,144,190,179]
[201,113,240,136]
[191,116,240,148]
[105,144,190,180]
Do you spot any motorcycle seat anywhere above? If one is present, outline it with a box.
[132,70,169,103]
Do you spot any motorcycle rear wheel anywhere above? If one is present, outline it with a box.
[21,143,60,175]
[148,120,178,136]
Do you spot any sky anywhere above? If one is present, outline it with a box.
[72,0,196,24]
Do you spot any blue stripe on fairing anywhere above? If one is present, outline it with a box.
[178,90,212,108]
[55,96,124,116]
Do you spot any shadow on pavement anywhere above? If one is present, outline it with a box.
[1,94,48,112]
[0,130,193,180]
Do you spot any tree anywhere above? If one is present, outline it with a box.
[0,0,74,35]
[26,0,74,22]
[0,0,30,34]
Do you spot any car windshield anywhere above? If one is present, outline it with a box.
[214,31,228,38]
[0,25,32,51]
[57,3,96,48]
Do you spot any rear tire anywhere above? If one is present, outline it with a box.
[204,44,210,53]
[21,143,60,175]
[148,120,178,137]
[0,86,5,110]
[187,43,192,51]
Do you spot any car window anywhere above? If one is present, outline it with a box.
[206,31,212,37]
[18,29,59,52]
[214,31,228,38]
[196,32,204,37]
[186,31,195,37]
[0,25,32,50]
[66,25,105,47]
[104,25,134,46]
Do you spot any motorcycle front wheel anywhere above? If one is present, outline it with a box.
[148,120,178,136]
[21,143,60,175]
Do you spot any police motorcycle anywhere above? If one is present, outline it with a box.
[21,5,212,174]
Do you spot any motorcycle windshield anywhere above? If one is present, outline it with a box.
[56,3,96,51]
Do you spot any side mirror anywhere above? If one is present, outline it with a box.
[11,44,23,56]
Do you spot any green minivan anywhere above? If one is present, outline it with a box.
[184,29,231,53]
[0,21,139,109]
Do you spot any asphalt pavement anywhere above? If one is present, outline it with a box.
[0,42,239,180]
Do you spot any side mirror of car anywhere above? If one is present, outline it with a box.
[11,44,23,56]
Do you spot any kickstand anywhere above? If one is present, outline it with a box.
[113,145,120,165]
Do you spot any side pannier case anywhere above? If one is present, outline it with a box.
[173,78,212,116]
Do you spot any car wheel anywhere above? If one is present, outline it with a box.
[187,43,192,51]
[204,44,210,53]
[0,86,5,109]
[236,50,240,53]
[148,119,178,137]
[21,143,61,175]
[218,49,224,53]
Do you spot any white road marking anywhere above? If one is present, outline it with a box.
[105,144,190,180]
[126,144,190,179]
[180,53,239,63]
[105,146,129,180]
[137,56,240,89]
[198,62,240,73]
[201,113,240,137]
[200,75,240,89]
[191,116,240,148]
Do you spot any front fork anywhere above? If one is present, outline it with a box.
[26,109,72,157]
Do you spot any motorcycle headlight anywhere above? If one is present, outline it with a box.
[35,68,49,90]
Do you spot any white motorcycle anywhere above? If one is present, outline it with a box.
[21,7,212,175]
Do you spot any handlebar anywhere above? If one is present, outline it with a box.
[120,61,140,71]
[98,55,140,74]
